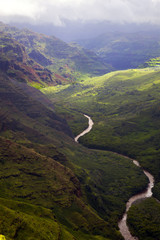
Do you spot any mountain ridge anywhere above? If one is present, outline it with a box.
[77,31,160,70]
[0,22,112,81]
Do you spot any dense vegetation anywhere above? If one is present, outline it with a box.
[0,22,152,239]
[43,68,160,238]
[127,198,160,240]
[42,68,160,183]
[2,20,160,239]
[0,68,148,239]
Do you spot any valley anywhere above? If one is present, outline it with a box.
[42,67,160,239]
[74,114,155,240]
[0,20,160,240]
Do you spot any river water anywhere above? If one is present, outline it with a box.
[74,114,155,240]
[118,160,154,240]
[74,114,94,143]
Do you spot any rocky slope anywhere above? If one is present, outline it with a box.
[0,22,112,81]
[0,32,58,86]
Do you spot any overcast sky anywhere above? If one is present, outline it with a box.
[1,0,160,26]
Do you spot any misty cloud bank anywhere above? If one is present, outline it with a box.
[1,0,160,26]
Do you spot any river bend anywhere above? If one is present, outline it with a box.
[74,114,94,143]
[74,114,155,240]
[118,160,154,240]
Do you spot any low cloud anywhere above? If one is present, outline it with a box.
[1,0,160,26]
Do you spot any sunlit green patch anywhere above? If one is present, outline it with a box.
[0,235,6,240]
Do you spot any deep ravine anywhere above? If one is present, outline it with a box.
[74,114,155,240]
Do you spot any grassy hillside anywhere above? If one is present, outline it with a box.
[42,67,160,238]
[0,71,116,239]
[0,138,77,240]
[140,56,160,68]
[0,71,147,239]
[0,132,148,240]
[0,137,116,240]
[42,68,160,196]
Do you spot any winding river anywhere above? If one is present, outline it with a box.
[118,161,154,240]
[74,114,155,240]
[74,114,94,143]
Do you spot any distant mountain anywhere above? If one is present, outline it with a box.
[10,20,160,42]
[77,31,160,70]
[0,22,112,79]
